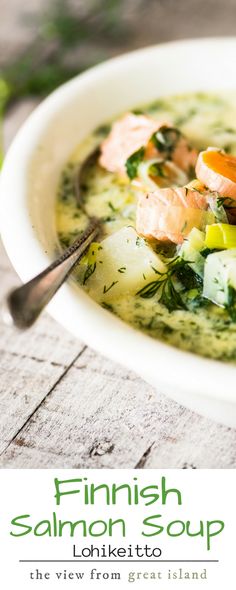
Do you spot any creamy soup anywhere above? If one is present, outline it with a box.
[56,92,236,362]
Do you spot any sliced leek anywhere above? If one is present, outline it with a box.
[205,223,236,249]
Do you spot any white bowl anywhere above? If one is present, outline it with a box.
[1,38,236,427]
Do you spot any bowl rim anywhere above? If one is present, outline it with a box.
[1,36,236,404]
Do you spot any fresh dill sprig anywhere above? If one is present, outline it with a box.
[136,257,191,312]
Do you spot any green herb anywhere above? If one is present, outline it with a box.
[118,267,126,273]
[83,262,96,285]
[58,234,71,248]
[188,165,196,180]
[149,161,167,178]
[125,147,145,179]
[136,257,190,312]
[181,220,188,233]
[151,266,163,275]
[103,281,118,294]
[137,280,163,299]
[102,215,116,223]
[159,277,187,312]
[201,247,216,258]
[132,109,144,115]
[146,99,167,113]
[108,201,117,212]
[136,236,144,247]
[226,285,236,321]
[185,290,208,311]
[175,264,203,290]
[223,144,233,154]
[216,196,236,209]
[94,124,111,136]
[151,126,181,158]
[101,302,114,312]
[174,109,197,126]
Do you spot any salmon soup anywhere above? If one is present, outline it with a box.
[56,92,236,362]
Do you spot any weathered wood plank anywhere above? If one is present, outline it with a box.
[1,346,236,469]
[0,241,85,453]
[0,334,85,452]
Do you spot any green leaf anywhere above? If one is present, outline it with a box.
[125,147,145,179]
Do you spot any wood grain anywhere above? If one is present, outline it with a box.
[0,100,236,469]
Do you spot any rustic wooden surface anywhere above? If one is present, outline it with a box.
[0,99,236,469]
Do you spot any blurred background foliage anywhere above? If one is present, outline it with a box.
[1,0,236,162]
[0,0,145,110]
[1,0,236,108]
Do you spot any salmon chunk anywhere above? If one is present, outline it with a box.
[99,114,198,180]
[196,149,236,199]
[171,135,198,173]
[99,113,163,176]
[136,186,214,244]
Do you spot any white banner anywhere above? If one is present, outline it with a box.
[0,469,234,588]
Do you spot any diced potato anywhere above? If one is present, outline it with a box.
[203,249,236,306]
[80,226,166,302]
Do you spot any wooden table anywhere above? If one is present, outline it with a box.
[0,99,236,469]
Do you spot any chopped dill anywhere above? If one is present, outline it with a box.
[103,281,118,294]
[108,201,117,212]
[136,236,144,247]
[118,267,126,273]
[101,302,114,312]
[83,263,96,285]
[136,257,193,312]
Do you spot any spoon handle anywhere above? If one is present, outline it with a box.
[3,218,99,329]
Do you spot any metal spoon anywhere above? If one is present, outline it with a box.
[2,217,100,330]
[2,146,102,330]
